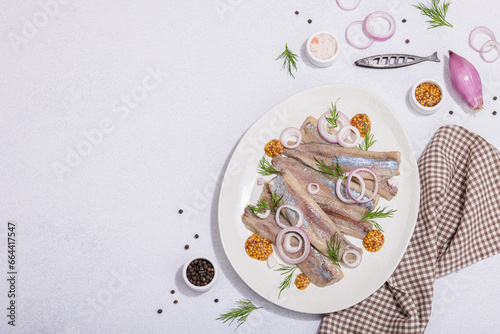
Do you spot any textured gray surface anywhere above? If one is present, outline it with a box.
[0,0,499,333]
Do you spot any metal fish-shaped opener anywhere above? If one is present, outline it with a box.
[355,52,440,69]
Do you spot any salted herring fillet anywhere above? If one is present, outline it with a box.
[272,155,374,239]
[300,116,330,144]
[284,143,400,200]
[241,185,343,287]
[268,170,362,261]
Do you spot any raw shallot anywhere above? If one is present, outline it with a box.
[448,51,484,111]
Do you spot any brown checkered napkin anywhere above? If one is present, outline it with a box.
[319,125,500,334]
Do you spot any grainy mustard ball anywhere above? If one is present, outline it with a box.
[295,273,310,290]
[264,139,284,158]
[350,113,371,137]
[245,234,273,261]
[363,230,385,252]
[415,82,442,107]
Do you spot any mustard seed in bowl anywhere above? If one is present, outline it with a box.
[415,82,442,107]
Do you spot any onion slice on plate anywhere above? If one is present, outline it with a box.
[275,205,304,229]
[469,26,496,52]
[267,254,278,269]
[337,125,361,148]
[346,21,374,49]
[307,183,320,195]
[480,40,500,63]
[342,249,362,268]
[256,210,271,219]
[336,0,360,11]
[335,175,366,204]
[363,11,396,42]
[283,232,303,254]
[346,167,378,203]
[317,111,350,144]
[275,227,311,265]
[280,127,302,149]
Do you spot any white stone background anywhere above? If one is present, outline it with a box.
[0,0,499,333]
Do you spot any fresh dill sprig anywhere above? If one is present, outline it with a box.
[248,198,270,215]
[274,265,298,298]
[327,232,341,267]
[360,206,397,232]
[257,155,280,176]
[270,191,284,211]
[315,157,346,182]
[414,0,453,29]
[216,299,262,329]
[276,44,299,78]
[358,123,376,151]
[325,99,341,128]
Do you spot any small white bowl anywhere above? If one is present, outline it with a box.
[410,78,445,115]
[183,256,218,292]
[306,31,340,67]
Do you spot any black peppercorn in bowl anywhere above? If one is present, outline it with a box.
[182,256,218,292]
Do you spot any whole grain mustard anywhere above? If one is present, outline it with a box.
[245,234,273,261]
[295,273,310,290]
[265,139,284,158]
[415,82,442,107]
[363,230,385,252]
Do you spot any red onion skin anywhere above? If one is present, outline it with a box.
[448,51,484,111]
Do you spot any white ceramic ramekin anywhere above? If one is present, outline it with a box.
[306,31,340,67]
[410,78,445,115]
[182,256,218,292]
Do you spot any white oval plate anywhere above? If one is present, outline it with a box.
[218,84,419,314]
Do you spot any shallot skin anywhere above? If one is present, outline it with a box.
[448,51,484,111]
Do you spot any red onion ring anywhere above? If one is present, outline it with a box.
[469,26,496,52]
[342,249,362,268]
[283,232,303,253]
[336,0,360,11]
[480,40,500,63]
[336,175,365,204]
[346,167,378,203]
[317,111,350,144]
[256,177,265,186]
[280,127,302,149]
[275,205,304,229]
[337,125,361,148]
[275,227,311,265]
[256,210,270,219]
[363,11,396,42]
[307,183,320,195]
[345,21,374,50]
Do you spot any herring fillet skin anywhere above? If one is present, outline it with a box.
[272,155,375,239]
[241,185,343,287]
[285,143,400,178]
[300,116,330,144]
[284,144,400,199]
[268,170,362,260]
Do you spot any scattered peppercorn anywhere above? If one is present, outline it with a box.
[405,39,410,44]
[363,230,385,252]
[494,111,498,116]
[157,309,162,314]
[178,209,183,214]
[174,300,178,304]
[186,259,215,287]
[170,290,175,294]
[295,11,299,15]
[194,234,199,239]
[184,244,189,250]
[214,298,219,303]
[449,110,454,115]
[265,139,284,157]
[295,273,310,290]
[402,19,407,23]
[494,96,498,101]
[245,234,273,261]
[307,19,312,24]
[415,82,442,107]
[350,113,371,137]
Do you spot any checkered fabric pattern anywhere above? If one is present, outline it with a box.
[319,125,500,334]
